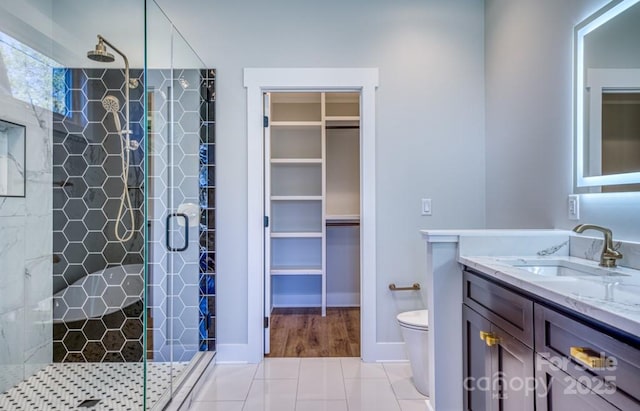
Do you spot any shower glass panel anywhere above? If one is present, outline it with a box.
[146,2,207,406]
[0,1,212,410]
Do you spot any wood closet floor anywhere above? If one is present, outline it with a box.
[267,307,360,357]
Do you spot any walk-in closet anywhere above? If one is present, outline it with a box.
[264,91,361,356]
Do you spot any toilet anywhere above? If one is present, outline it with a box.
[397,309,429,396]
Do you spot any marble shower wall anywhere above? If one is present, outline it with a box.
[0,94,53,393]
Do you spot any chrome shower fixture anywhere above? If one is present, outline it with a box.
[87,35,139,89]
[88,35,138,243]
[87,37,115,62]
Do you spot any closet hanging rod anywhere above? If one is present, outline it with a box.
[326,221,360,227]
[325,125,360,130]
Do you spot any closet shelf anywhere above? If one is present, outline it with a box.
[324,116,360,122]
[271,121,322,127]
[271,268,323,276]
[271,158,322,164]
[271,232,323,238]
[326,214,360,222]
[271,195,322,201]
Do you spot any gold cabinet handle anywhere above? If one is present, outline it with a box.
[485,334,501,347]
[570,347,611,370]
[479,331,500,347]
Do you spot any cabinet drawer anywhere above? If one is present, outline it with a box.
[535,304,640,410]
[463,270,534,347]
[535,355,621,411]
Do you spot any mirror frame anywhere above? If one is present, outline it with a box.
[574,0,640,190]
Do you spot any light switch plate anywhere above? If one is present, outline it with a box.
[421,198,432,216]
[568,195,580,220]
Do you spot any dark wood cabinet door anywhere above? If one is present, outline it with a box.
[535,355,621,411]
[463,305,492,411]
[491,324,535,411]
[534,303,640,410]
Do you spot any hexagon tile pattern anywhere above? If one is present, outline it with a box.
[51,68,216,364]
[52,68,145,363]
[198,69,216,351]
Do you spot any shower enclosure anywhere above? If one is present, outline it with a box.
[0,1,215,409]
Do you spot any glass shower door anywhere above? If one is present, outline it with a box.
[146,2,205,407]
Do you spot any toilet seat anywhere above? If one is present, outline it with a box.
[396,309,428,331]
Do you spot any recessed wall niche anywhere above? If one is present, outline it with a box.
[0,119,26,197]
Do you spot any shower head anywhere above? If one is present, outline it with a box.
[102,95,122,132]
[87,37,115,62]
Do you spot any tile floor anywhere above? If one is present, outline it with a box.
[189,358,429,411]
[0,362,188,410]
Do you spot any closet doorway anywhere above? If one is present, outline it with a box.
[264,91,361,357]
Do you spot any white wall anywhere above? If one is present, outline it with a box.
[0,95,52,393]
[156,0,486,355]
[0,2,53,391]
[484,0,640,243]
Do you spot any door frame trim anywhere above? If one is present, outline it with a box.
[244,68,379,362]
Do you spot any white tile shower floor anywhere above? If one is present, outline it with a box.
[0,361,189,410]
[189,358,429,411]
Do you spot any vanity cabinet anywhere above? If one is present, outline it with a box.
[463,269,640,411]
[535,304,640,410]
[463,271,535,411]
[535,355,620,411]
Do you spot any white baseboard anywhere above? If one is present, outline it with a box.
[272,292,360,308]
[366,342,407,362]
[327,292,360,307]
[216,344,256,363]
[272,293,320,307]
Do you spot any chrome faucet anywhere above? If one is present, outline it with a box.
[572,224,623,268]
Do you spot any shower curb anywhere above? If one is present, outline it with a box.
[157,352,216,411]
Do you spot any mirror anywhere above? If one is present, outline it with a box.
[575,0,640,192]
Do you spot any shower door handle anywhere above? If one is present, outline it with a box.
[166,212,189,252]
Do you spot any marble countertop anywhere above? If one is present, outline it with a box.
[460,255,640,338]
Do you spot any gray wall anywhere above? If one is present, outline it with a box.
[156,0,487,350]
[485,0,640,242]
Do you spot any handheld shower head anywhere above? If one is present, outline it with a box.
[102,95,122,132]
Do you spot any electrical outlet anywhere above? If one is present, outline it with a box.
[421,198,432,216]
[568,195,580,220]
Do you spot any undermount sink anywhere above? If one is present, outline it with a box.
[496,258,630,278]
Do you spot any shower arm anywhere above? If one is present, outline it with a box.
[97,35,131,136]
